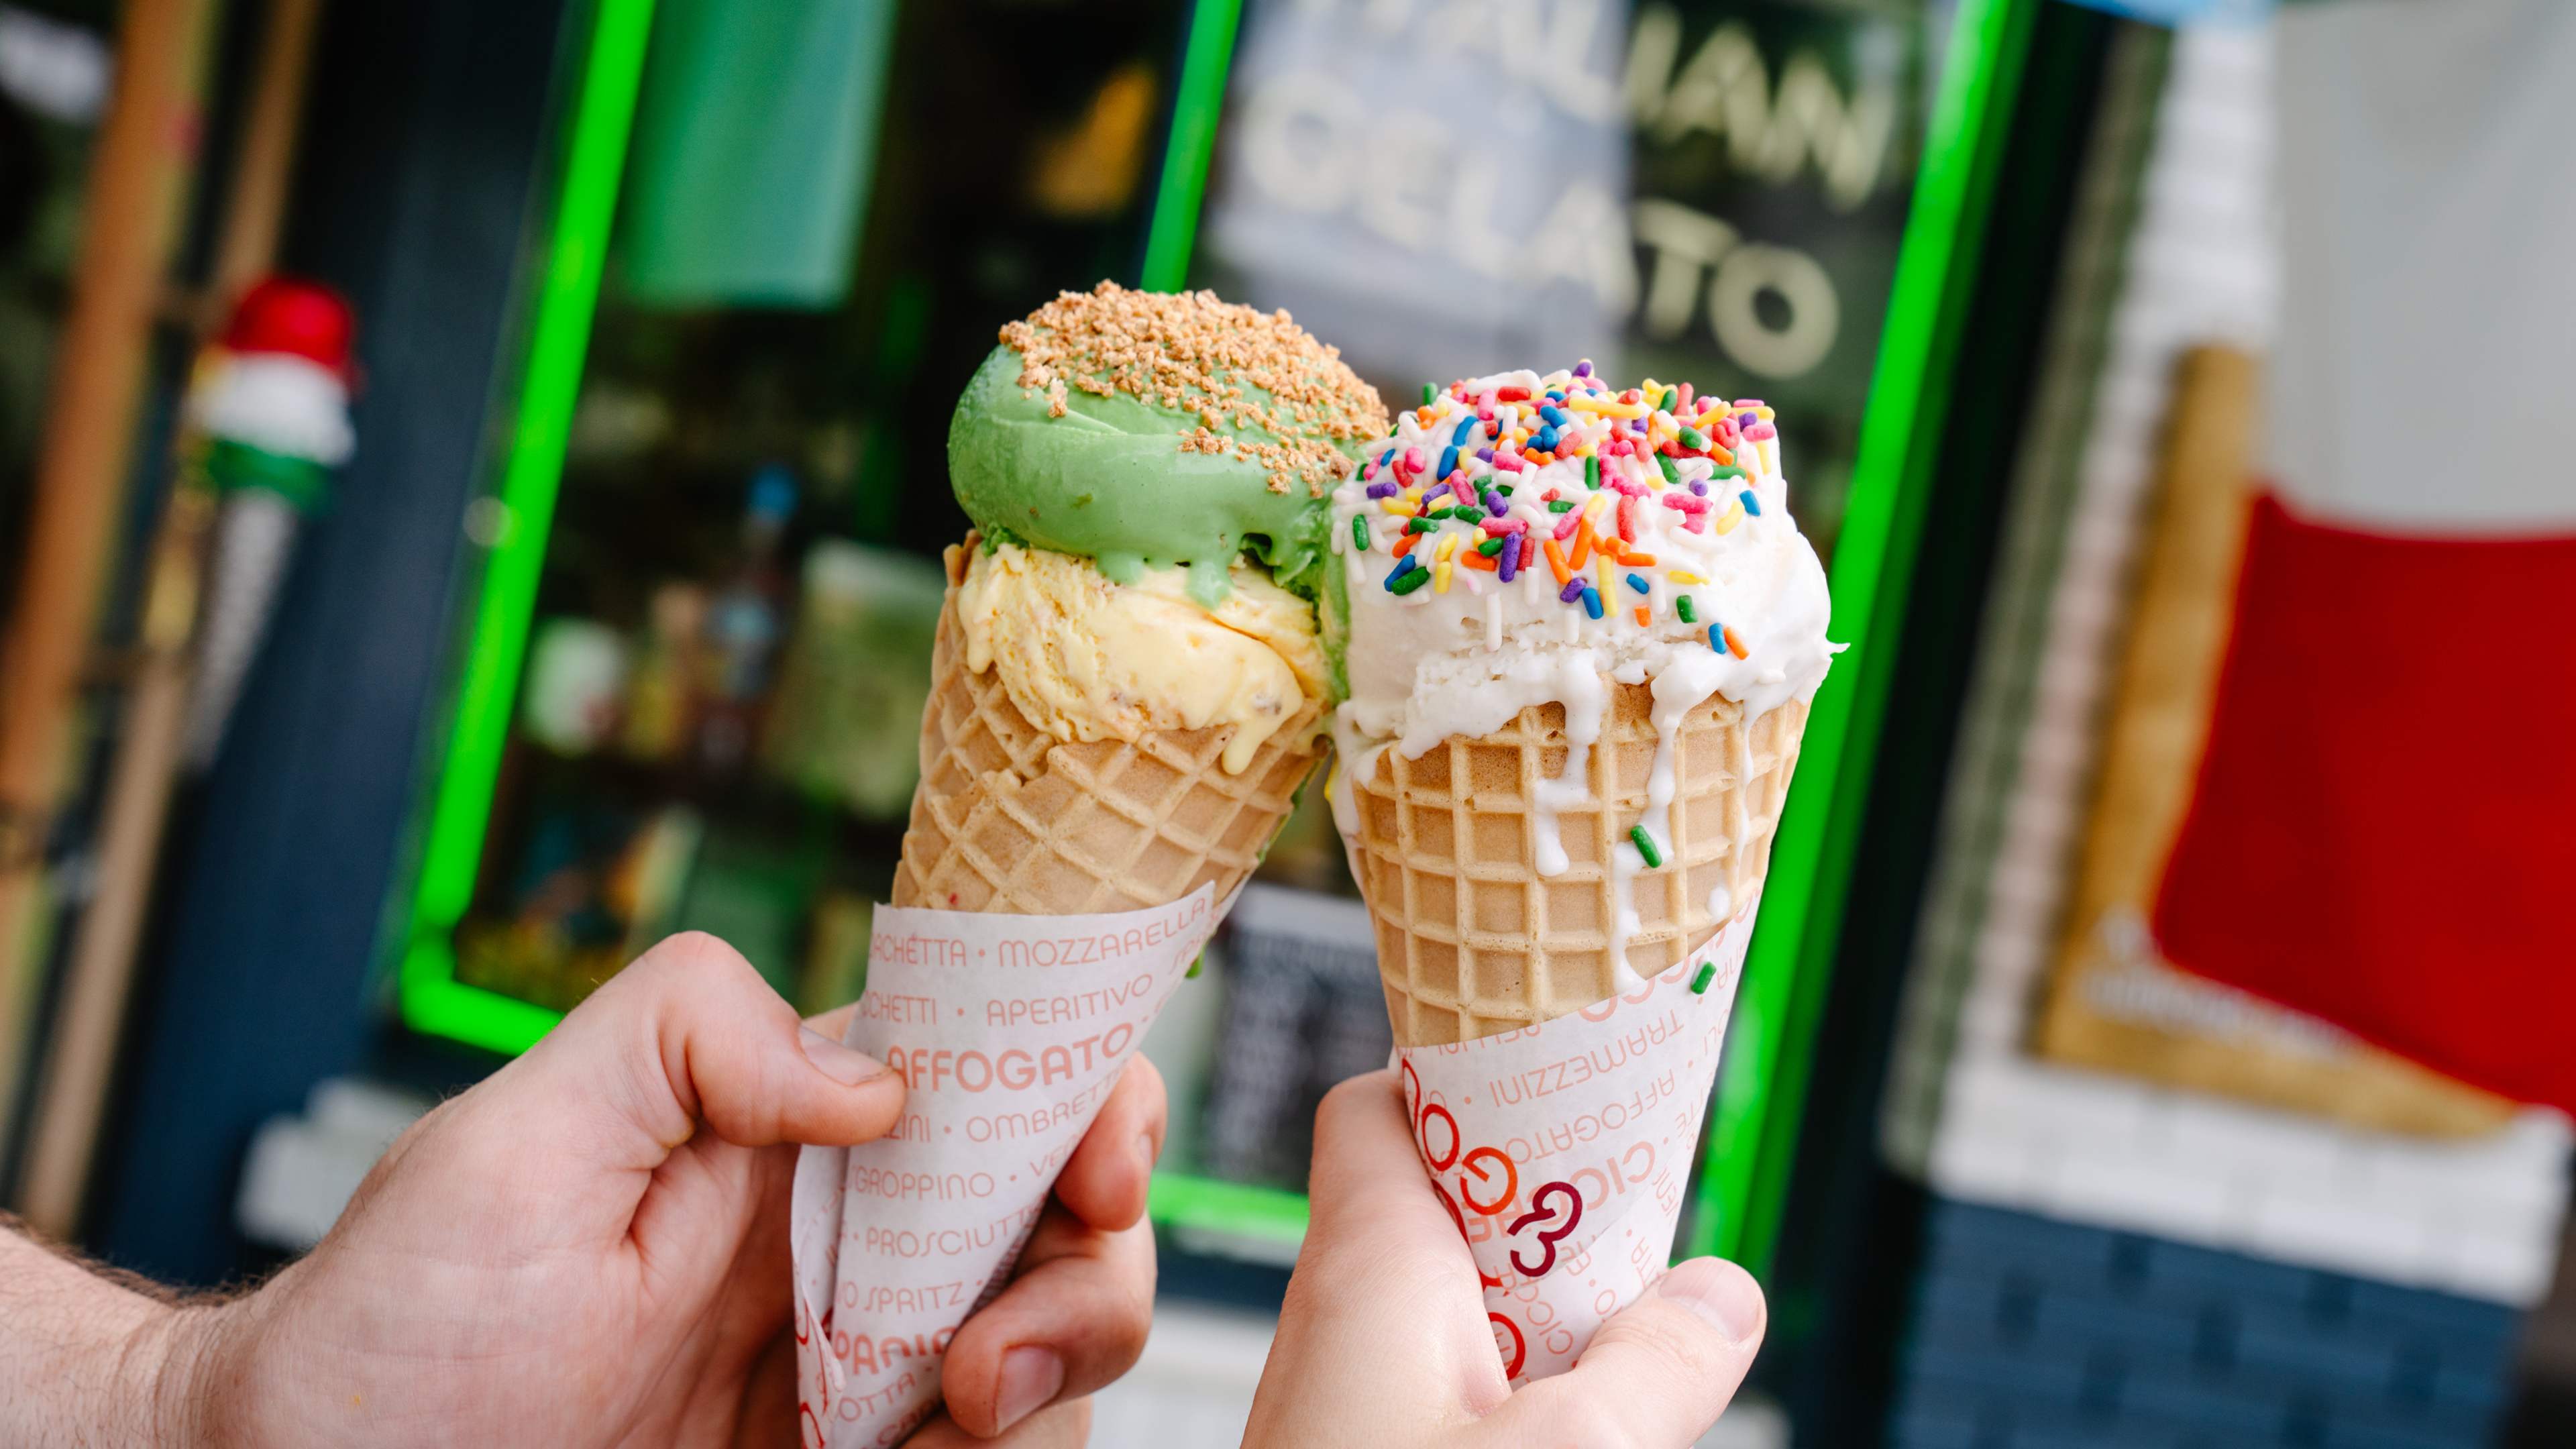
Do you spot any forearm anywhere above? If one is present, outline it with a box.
[0,1215,215,1448]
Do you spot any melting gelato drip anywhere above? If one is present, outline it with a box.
[957,541,1328,774]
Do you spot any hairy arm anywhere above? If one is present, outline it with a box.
[0,934,1163,1449]
[0,1213,217,1448]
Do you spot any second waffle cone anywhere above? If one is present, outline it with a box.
[894,545,1324,916]
[1348,684,1808,1046]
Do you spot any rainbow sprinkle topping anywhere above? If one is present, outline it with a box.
[1342,363,1782,656]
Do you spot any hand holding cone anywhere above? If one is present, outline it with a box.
[1326,364,1834,1383]
[794,284,1385,1447]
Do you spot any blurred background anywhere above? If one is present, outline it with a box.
[1,0,2572,1445]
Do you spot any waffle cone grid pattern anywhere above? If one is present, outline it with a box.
[1351,686,1807,1045]
[894,579,1322,916]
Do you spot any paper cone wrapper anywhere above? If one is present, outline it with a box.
[790,890,1223,1446]
[186,490,303,771]
[792,551,1323,1446]
[1398,899,1755,1384]
[1346,682,1810,1381]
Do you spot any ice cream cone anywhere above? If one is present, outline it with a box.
[184,488,305,770]
[893,545,1325,916]
[1320,360,1830,1387]
[1348,685,1808,1046]
[799,285,1379,1449]
[178,278,356,771]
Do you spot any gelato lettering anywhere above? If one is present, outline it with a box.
[1628,6,1898,209]
[1223,1,1899,380]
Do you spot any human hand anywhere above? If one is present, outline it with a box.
[1245,1070,1764,1447]
[179,932,1163,1447]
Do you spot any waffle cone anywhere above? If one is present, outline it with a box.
[892,545,1324,915]
[1349,685,1809,1046]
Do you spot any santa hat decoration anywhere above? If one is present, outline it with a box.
[182,276,358,769]
[218,275,357,379]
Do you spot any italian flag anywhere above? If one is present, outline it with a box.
[2151,1,2576,1111]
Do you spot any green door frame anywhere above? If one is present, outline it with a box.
[396,0,658,1055]
[1690,0,2037,1274]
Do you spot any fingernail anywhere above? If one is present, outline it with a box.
[994,1345,1065,1432]
[800,1027,890,1087]
[1656,1258,1765,1342]
[1137,1131,1160,1174]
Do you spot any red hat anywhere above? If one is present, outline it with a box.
[220,276,356,380]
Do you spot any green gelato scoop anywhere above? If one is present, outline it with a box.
[946,284,1389,605]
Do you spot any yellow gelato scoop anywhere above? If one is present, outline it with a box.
[953,541,1327,773]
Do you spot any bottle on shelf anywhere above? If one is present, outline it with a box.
[622,582,706,765]
[695,464,797,775]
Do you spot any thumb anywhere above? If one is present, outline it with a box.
[1300,1070,1477,1267]
[494,932,906,1172]
[1246,1072,1504,1444]
[1498,1256,1766,1447]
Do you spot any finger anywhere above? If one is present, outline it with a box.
[943,1201,1155,1437]
[1244,1071,1503,1442]
[1048,1057,1166,1234]
[1300,1071,1484,1298]
[472,933,906,1195]
[1501,1257,1766,1447]
[902,1397,1091,1449]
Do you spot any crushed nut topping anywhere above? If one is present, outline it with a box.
[1002,281,1390,497]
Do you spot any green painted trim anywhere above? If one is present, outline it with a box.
[398,0,656,1051]
[1880,25,2171,1175]
[1148,1171,1310,1242]
[400,940,566,1057]
[1138,0,1242,290]
[1690,0,2036,1275]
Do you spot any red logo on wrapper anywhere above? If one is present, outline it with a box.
[1397,898,1755,1385]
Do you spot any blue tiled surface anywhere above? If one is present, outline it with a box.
[1888,1200,2522,1448]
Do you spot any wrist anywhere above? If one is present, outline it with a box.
[125,1299,230,1449]
[0,1225,231,1448]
